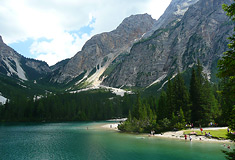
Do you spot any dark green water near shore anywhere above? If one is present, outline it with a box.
[0,122,231,160]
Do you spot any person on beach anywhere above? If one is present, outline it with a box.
[184,134,187,140]
[189,135,192,141]
[200,128,203,134]
[150,130,155,136]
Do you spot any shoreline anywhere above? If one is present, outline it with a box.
[101,123,120,130]
[101,122,234,144]
[153,131,233,144]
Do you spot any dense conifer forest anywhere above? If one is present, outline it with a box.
[0,62,231,133]
[118,62,226,133]
[0,90,136,122]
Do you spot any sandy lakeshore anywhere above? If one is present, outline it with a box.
[101,122,234,144]
[101,123,119,130]
[101,118,126,130]
[154,128,233,143]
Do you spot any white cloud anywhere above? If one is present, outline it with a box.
[31,32,91,65]
[0,0,172,66]
[147,0,172,20]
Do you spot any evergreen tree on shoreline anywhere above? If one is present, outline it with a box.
[190,61,219,125]
[219,2,235,160]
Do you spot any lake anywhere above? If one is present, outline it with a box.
[0,122,230,160]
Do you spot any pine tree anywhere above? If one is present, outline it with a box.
[172,73,190,121]
[217,3,235,128]
[190,61,219,125]
[132,93,142,119]
[166,78,174,118]
[218,8,235,160]
[179,107,186,124]
[128,110,132,122]
[157,91,168,120]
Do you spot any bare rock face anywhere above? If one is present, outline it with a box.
[102,0,233,87]
[51,14,157,84]
[0,36,51,80]
[0,36,3,43]
[143,0,199,39]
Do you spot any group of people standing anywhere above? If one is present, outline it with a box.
[184,134,192,141]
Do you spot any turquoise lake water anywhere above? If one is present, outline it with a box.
[0,122,232,160]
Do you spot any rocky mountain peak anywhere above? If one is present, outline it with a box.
[116,14,157,31]
[52,13,157,84]
[142,0,199,39]
[102,0,233,88]
[171,0,199,15]
[0,35,3,43]
[0,35,7,48]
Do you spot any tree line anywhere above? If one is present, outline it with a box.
[0,90,136,122]
[0,61,232,130]
[119,61,231,133]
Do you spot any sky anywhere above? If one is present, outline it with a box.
[0,0,171,66]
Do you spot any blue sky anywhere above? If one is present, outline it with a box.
[0,0,171,66]
[9,19,95,60]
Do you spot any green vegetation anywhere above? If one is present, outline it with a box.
[184,129,229,139]
[219,2,235,160]
[0,90,136,122]
[119,62,222,133]
[100,52,130,79]
[0,5,233,158]
[101,63,118,77]
[0,73,57,99]
[218,3,235,131]
[88,67,97,77]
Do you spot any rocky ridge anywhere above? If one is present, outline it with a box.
[102,0,233,88]
[50,14,157,86]
[0,36,51,80]
[143,0,199,39]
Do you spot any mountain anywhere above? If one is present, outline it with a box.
[0,36,51,80]
[102,0,234,88]
[143,0,200,38]
[1,0,233,95]
[0,36,55,100]
[50,14,157,87]
[49,0,210,90]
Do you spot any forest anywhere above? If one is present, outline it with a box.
[0,89,136,122]
[118,61,231,133]
[0,1,233,139]
[0,61,232,133]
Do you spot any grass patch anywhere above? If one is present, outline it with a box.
[184,129,230,139]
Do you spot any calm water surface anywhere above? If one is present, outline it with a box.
[0,122,231,160]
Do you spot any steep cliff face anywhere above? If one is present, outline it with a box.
[0,36,51,80]
[103,0,233,88]
[51,14,157,84]
[143,0,199,38]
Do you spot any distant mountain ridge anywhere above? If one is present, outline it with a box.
[0,35,51,80]
[0,0,233,99]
